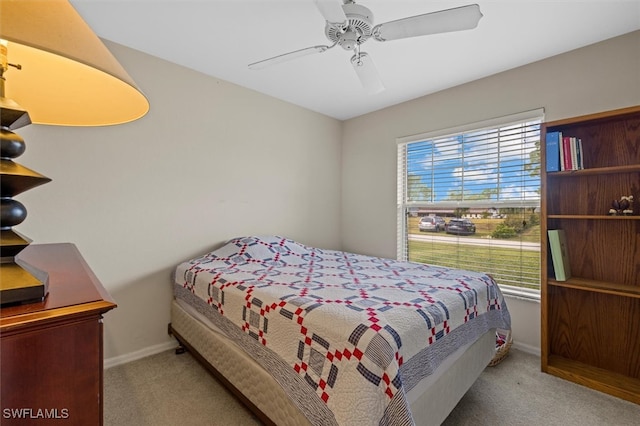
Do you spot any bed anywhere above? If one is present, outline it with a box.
[169,236,511,425]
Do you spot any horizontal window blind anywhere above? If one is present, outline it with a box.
[398,111,543,292]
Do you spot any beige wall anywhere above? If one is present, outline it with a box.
[341,31,640,353]
[18,41,343,362]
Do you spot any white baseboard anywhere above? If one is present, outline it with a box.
[512,340,541,357]
[104,340,177,369]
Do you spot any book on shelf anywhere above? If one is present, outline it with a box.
[545,131,561,172]
[566,136,583,171]
[547,132,584,172]
[569,137,578,170]
[562,136,573,170]
[558,133,565,171]
[548,229,571,281]
[576,138,584,169]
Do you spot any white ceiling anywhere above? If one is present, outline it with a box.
[70,0,640,120]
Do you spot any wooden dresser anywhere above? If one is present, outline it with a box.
[0,243,116,425]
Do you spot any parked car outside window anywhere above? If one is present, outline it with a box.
[418,216,446,232]
[445,218,476,235]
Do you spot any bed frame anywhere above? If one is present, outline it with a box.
[168,299,497,426]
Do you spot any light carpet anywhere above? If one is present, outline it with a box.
[104,347,640,425]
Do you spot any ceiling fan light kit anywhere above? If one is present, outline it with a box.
[249,1,482,94]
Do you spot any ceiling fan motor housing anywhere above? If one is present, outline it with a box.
[325,2,374,50]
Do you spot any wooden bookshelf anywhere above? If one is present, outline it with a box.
[540,106,640,405]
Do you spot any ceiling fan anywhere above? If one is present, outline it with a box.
[248,1,483,94]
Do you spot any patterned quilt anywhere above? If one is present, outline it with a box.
[174,236,511,425]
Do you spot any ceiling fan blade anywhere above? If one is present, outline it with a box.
[351,52,384,94]
[313,0,347,25]
[248,45,331,70]
[373,4,482,42]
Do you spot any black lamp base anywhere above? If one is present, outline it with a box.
[0,98,51,306]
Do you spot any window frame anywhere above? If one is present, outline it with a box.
[397,109,544,299]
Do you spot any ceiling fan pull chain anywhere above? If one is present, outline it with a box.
[353,44,362,66]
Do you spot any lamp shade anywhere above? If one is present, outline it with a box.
[0,0,149,127]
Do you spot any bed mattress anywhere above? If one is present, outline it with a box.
[173,236,511,425]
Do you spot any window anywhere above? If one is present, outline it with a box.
[397,110,543,296]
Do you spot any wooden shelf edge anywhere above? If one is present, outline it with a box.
[545,355,640,405]
[544,105,640,128]
[546,164,640,176]
[547,215,640,220]
[0,300,117,331]
[547,278,640,298]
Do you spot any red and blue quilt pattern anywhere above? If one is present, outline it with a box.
[175,236,511,425]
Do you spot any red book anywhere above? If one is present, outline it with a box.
[562,136,573,170]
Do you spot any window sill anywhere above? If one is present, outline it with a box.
[500,285,540,302]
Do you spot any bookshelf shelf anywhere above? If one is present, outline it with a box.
[546,355,640,404]
[547,214,640,220]
[541,106,640,405]
[547,164,640,176]
[548,277,640,298]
